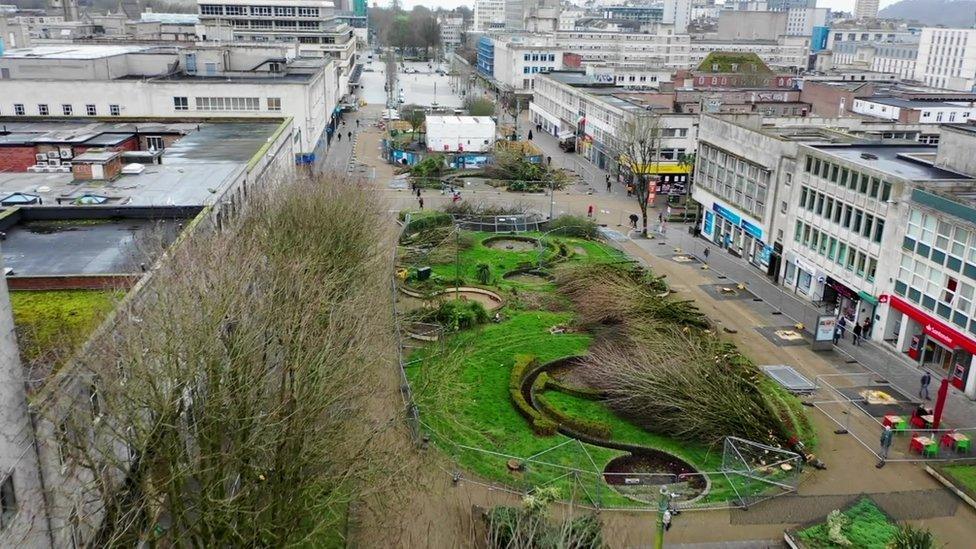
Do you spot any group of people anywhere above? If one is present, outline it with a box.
[833,315,873,346]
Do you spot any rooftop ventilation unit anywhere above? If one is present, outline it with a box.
[860,153,878,160]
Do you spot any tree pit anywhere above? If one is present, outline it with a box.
[483,236,539,252]
[603,452,706,503]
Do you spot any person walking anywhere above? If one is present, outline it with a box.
[337,132,342,142]
[416,187,421,198]
[862,317,873,339]
[852,323,863,346]
[919,370,932,400]
[877,425,893,467]
[837,317,848,341]
[833,323,843,345]
[528,129,533,140]
[626,183,634,197]
[347,131,352,141]
[587,204,594,218]
[606,174,612,192]
[356,119,360,128]
[662,509,672,532]
[703,247,710,262]
[629,213,639,229]
[418,196,424,210]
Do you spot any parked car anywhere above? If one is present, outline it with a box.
[558,138,576,153]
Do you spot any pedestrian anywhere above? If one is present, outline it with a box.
[416,187,421,198]
[629,213,639,229]
[703,247,710,261]
[356,119,360,127]
[546,156,552,166]
[658,211,664,224]
[919,370,932,400]
[418,196,424,210]
[605,174,611,191]
[587,204,594,218]
[833,324,842,345]
[347,131,352,140]
[862,317,873,338]
[663,509,672,532]
[837,317,848,341]
[337,132,342,142]
[626,184,634,197]
[528,129,533,140]
[852,323,862,346]
[877,425,893,467]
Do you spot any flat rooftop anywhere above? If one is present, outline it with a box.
[0,45,157,59]
[544,71,616,88]
[2,218,186,275]
[867,97,970,109]
[0,119,283,206]
[812,144,972,182]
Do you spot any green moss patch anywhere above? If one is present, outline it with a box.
[11,289,119,365]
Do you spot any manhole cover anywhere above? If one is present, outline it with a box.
[774,330,804,341]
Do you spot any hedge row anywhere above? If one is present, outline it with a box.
[544,376,605,400]
[535,391,613,440]
[508,355,557,436]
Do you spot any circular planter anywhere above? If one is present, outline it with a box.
[482,235,540,252]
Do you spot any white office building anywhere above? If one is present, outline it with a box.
[0,44,342,164]
[474,0,505,31]
[662,0,691,34]
[915,27,976,92]
[196,0,357,91]
[854,0,879,19]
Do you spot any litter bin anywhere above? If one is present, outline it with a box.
[416,266,432,281]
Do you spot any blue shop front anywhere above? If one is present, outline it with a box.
[700,198,771,270]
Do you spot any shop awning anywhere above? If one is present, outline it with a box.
[857,291,879,305]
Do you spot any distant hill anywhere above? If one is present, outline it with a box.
[879,0,976,26]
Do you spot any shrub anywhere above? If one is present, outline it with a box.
[403,212,452,234]
[536,392,613,440]
[464,96,495,117]
[410,156,446,179]
[475,263,492,284]
[546,215,599,239]
[428,299,489,331]
[890,524,935,549]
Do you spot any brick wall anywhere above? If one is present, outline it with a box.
[0,146,40,172]
[800,81,875,117]
[6,274,141,291]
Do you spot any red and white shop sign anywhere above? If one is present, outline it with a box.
[883,294,976,355]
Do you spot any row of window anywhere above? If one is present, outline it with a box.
[802,155,894,202]
[200,5,319,17]
[695,143,769,220]
[522,53,556,62]
[231,19,321,30]
[173,96,281,112]
[522,66,552,74]
[793,219,878,282]
[895,252,976,336]
[798,185,885,244]
[8,103,119,116]
[903,207,976,284]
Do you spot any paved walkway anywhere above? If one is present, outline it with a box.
[521,119,976,429]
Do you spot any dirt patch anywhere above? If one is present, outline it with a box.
[604,452,705,502]
[573,246,588,256]
[434,288,504,311]
[503,269,553,285]
[483,236,538,251]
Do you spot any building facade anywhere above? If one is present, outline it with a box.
[915,27,976,92]
[0,44,341,164]
[854,0,879,19]
[474,0,505,31]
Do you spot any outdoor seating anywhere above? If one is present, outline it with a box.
[941,431,972,453]
[883,415,906,431]
[910,433,937,455]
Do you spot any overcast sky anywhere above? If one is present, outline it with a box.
[395,0,904,14]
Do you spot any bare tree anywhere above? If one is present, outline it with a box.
[612,114,662,238]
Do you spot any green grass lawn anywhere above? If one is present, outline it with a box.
[413,231,628,291]
[406,231,812,508]
[940,463,976,499]
[11,289,120,365]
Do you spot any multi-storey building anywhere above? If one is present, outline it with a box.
[662,0,691,34]
[0,44,342,164]
[439,16,465,53]
[854,0,879,19]
[915,27,976,92]
[196,0,357,90]
[602,6,663,23]
[688,35,811,71]
[852,97,976,124]
[474,0,505,31]
[530,71,698,174]
[483,35,563,90]
[825,24,917,51]
[554,28,690,68]
[786,7,828,37]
